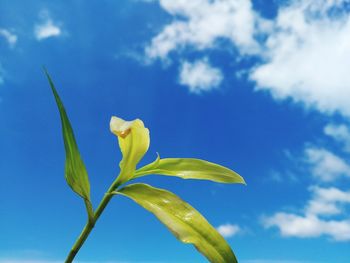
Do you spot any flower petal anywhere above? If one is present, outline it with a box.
[110,116,150,184]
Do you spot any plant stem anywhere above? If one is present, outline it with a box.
[64,180,121,263]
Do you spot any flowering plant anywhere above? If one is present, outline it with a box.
[45,70,245,263]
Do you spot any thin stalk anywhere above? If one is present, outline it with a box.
[64,180,121,263]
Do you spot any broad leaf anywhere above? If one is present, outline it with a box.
[116,183,238,263]
[110,116,150,185]
[45,70,93,220]
[134,155,245,184]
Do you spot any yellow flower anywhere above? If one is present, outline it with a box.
[110,116,150,184]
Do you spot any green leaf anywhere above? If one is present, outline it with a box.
[44,69,93,220]
[116,183,238,263]
[134,155,245,184]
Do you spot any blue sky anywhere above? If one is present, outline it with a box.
[1,0,350,262]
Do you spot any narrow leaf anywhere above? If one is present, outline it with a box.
[116,183,238,263]
[44,70,93,220]
[134,155,245,184]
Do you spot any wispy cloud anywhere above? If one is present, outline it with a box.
[304,147,350,182]
[0,29,17,47]
[324,123,350,152]
[0,29,16,86]
[0,63,5,85]
[179,59,223,93]
[265,169,299,184]
[34,10,62,41]
[216,223,240,238]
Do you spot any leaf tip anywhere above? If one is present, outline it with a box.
[237,174,247,185]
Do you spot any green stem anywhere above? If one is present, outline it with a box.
[64,180,121,263]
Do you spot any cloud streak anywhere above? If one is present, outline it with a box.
[304,147,350,182]
[0,29,17,47]
[324,123,350,152]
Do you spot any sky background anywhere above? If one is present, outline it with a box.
[1,0,350,262]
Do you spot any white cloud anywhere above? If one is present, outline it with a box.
[304,147,350,182]
[305,199,340,216]
[306,186,350,216]
[34,19,61,41]
[0,29,17,47]
[249,0,350,116]
[146,0,350,117]
[179,59,223,93]
[216,223,240,238]
[263,212,350,241]
[146,0,266,59]
[264,123,350,242]
[263,185,350,241]
[324,123,350,152]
